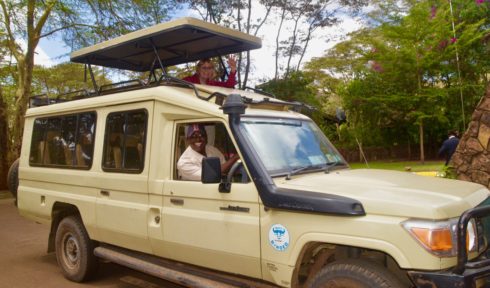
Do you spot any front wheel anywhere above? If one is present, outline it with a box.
[55,216,98,282]
[307,259,405,288]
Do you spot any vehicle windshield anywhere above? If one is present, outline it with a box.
[240,117,347,177]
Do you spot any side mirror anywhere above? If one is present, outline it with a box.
[202,157,221,183]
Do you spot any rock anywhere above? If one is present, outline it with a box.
[481,112,490,126]
[452,152,465,167]
[467,121,480,137]
[470,170,490,187]
[455,84,490,189]
[471,155,490,172]
[457,173,471,182]
[465,138,484,154]
[478,124,490,150]
[480,97,490,112]
[456,163,470,173]
[471,110,482,121]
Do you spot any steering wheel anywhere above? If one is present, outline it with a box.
[226,160,247,183]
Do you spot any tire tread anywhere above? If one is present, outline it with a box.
[308,259,405,288]
[55,215,98,282]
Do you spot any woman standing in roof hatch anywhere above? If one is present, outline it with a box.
[183,55,237,88]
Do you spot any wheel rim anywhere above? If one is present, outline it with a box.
[61,232,80,270]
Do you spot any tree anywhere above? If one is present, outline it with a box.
[305,0,489,162]
[0,0,181,154]
[259,70,319,106]
[274,0,367,79]
[0,0,181,189]
[32,63,110,96]
[186,0,274,88]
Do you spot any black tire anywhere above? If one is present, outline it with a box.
[7,158,19,199]
[307,259,405,288]
[55,216,98,282]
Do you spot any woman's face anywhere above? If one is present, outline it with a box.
[198,62,215,81]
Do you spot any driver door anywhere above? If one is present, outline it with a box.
[162,121,261,278]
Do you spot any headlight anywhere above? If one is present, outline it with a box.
[402,218,479,257]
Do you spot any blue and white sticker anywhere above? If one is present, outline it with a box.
[269,224,290,252]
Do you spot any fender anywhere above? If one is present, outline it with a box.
[287,232,412,269]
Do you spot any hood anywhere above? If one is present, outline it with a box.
[274,169,489,219]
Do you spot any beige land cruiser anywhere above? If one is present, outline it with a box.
[13,17,490,288]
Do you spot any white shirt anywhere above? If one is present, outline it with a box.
[177,145,225,181]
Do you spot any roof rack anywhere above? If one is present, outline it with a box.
[29,89,94,108]
[27,17,314,113]
[99,79,145,95]
[244,86,276,98]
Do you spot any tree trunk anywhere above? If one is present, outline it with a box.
[285,15,301,78]
[275,7,286,80]
[242,0,252,88]
[0,87,8,190]
[11,54,34,160]
[297,24,313,71]
[419,120,425,164]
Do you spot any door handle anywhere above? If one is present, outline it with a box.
[100,190,110,196]
[219,205,250,213]
[170,198,184,205]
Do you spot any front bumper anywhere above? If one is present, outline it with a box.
[408,263,490,288]
[408,205,490,288]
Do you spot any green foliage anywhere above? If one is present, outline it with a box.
[305,0,490,153]
[31,63,111,96]
[259,71,319,107]
[441,165,457,179]
[350,160,445,172]
[52,0,183,50]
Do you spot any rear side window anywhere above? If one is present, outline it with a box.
[29,112,96,169]
[102,109,147,173]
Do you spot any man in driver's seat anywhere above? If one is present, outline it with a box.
[177,124,239,181]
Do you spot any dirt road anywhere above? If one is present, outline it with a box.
[0,193,182,288]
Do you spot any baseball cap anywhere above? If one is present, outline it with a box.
[186,124,207,138]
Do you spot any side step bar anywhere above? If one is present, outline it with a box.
[94,245,278,288]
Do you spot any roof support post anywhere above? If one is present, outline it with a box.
[88,64,99,95]
[218,56,229,81]
[150,39,166,75]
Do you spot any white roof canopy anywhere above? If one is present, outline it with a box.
[70,17,262,72]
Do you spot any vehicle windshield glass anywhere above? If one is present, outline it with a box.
[240,117,347,176]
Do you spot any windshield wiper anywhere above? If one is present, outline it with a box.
[285,161,344,180]
[285,166,310,180]
[286,164,329,180]
[323,161,338,174]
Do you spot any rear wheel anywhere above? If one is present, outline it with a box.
[307,259,405,288]
[7,158,19,200]
[55,216,98,282]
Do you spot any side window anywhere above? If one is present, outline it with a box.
[30,119,47,165]
[174,122,247,182]
[76,113,96,168]
[29,112,96,169]
[103,110,147,173]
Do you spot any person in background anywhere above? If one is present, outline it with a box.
[438,131,460,166]
[177,124,239,181]
[183,56,237,88]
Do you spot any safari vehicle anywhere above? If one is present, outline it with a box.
[14,17,490,288]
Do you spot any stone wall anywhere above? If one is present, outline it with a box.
[452,85,490,188]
